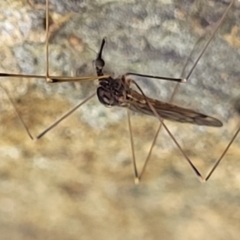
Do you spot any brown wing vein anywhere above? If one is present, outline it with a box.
[126,89,222,127]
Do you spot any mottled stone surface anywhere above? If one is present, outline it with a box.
[0,0,240,239]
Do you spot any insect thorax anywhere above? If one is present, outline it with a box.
[97,76,128,107]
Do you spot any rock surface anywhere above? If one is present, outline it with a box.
[0,0,240,239]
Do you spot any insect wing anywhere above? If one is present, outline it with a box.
[127,89,223,127]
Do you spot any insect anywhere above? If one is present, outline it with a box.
[0,0,239,183]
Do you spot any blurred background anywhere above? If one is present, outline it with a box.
[0,0,240,239]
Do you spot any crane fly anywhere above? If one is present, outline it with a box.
[0,0,239,183]
[95,39,223,128]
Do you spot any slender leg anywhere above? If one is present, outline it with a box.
[136,0,236,182]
